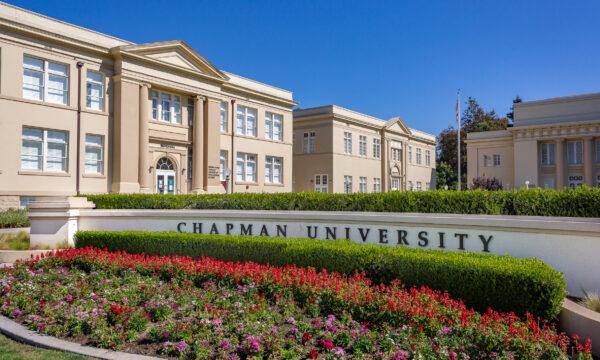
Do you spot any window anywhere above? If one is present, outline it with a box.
[265,112,283,141]
[567,140,583,165]
[344,175,353,194]
[359,135,367,156]
[151,91,182,124]
[86,70,104,111]
[220,150,228,181]
[303,131,316,153]
[416,181,422,191]
[408,181,413,191]
[314,174,328,192]
[19,196,36,209]
[187,99,194,127]
[187,149,193,180]
[483,155,490,167]
[84,134,103,174]
[540,143,555,165]
[596,140,600,163]
[373,138,381,159]
[344,132,352,154]
[265,156,283,184]
[373,178,381,192]
[236,152,256,182]
[408,146,413,164]
[392,148,402,161]
[425,150,431,166]
[416,148,422,165]
[391,177,400,191]
[236,105,257,137]
[23,56,69,105]
[220,101,228,132]
[359,177,367,193]
[493,154,501,166]
[21,127,68,172]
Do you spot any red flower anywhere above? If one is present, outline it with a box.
[309,349,319,359]
[302,332,313,344]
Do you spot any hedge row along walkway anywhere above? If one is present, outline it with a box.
[85,187,600,217]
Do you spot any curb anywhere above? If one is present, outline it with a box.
[0,315,160,359]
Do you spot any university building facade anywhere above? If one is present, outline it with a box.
[466,92,600,189]
[0,3,295,209]
[293,105,436,193]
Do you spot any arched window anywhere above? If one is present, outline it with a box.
[156,157,174,170]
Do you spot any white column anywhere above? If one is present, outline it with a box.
[192,96,205,193]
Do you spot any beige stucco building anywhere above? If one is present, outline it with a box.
[0,3,296,209]
[466,92,600,189]
[293,105,436,193]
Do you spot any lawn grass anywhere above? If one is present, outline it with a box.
[0,333,87,360]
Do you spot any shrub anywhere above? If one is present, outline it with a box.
[74,230,566,319]
[84,186,600,217]
[470,176,503,190]
[0,209,30,229]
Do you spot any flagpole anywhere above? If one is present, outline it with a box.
[456,90,461,191]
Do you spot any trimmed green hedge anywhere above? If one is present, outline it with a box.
[84,187,600,217]
[0,209,30,229]
[74,230,566,319]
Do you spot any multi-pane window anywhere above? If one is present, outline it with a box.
[86,70,104,111]
[314,174,328,192]
[425,150,431,166]
[373,139,381,159]
[567,140,583,165]
[236,152,256,182]
[373,178,381,192]
[220,150,228,181]
[359,135,367,156]
[416,181,423,191]
[265,156,283,184]
[596,140,600,163]
[151,91,182,124]
[23,56,69,105]
[220,101,228,132]
[408,181,413,191]
[483,155,491,167]
[21,127,68,172]
[392,148,402,161]
[265,112,283,141]
[344,132,352,154]
[408,146,413,164]
[303,131,316,153]
[187,99,194,127]
[493,154,501,166]
[344,175,353,194]
[84,134,103,174]
[236,105,257,137]
[416,148,422,165]
[187,149,193,180]
[540,143,555,165]
[359,177,367,193]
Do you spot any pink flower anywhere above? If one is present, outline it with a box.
[449,351,457,360]
[320,339,334,350]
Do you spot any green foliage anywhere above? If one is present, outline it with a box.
[0,209,30,229]
[0,231,30,250]
[85,186,600,217]
[75,230,567,319]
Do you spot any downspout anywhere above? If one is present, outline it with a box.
[75,62,84,196]
[230,99,236,194]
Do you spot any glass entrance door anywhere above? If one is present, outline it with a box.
[156,170,176,194]
[391,177,401,191]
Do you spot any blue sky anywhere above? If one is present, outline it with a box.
[9,0,600,135]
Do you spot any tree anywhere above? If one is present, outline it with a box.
[435,161,457,189]
[470,177,503,190]
[506,95,523,123]
[462,97,508,133]
[436,127,466,188]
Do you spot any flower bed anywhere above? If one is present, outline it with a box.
[0,248,592,359]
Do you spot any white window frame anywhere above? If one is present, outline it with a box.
[540,143,555,166]
[483,155,490,167]
[23,55,69,105]
[343,175,353,194]
[493,154,501,166]
[314,174,328,192]
[151,91,182,124]
[425,150,431,166]
[373,138,381,159]
[416,181,423,191]
[359,176,367,193]
[187,148,193,180]
[408,146,413,164]
[236,152,257,182]
[416,148,422,165]
[373,178,381,192]
[220,150,228,181]
[392,148,402,161]
[86,70,104,111]
[359,135,367,156]
[265,112,283,141]
[220,101,228,133]
[84,134,104,175]
[391,177,401,191]
[303,131,316,153]
[344,132,353,154]
[21,127,69,173]
[265,156,283,184]
[567,140,583,165]
[236,105,257,137]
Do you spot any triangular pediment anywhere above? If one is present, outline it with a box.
[118,41,228,80]
[385,116,412,135]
